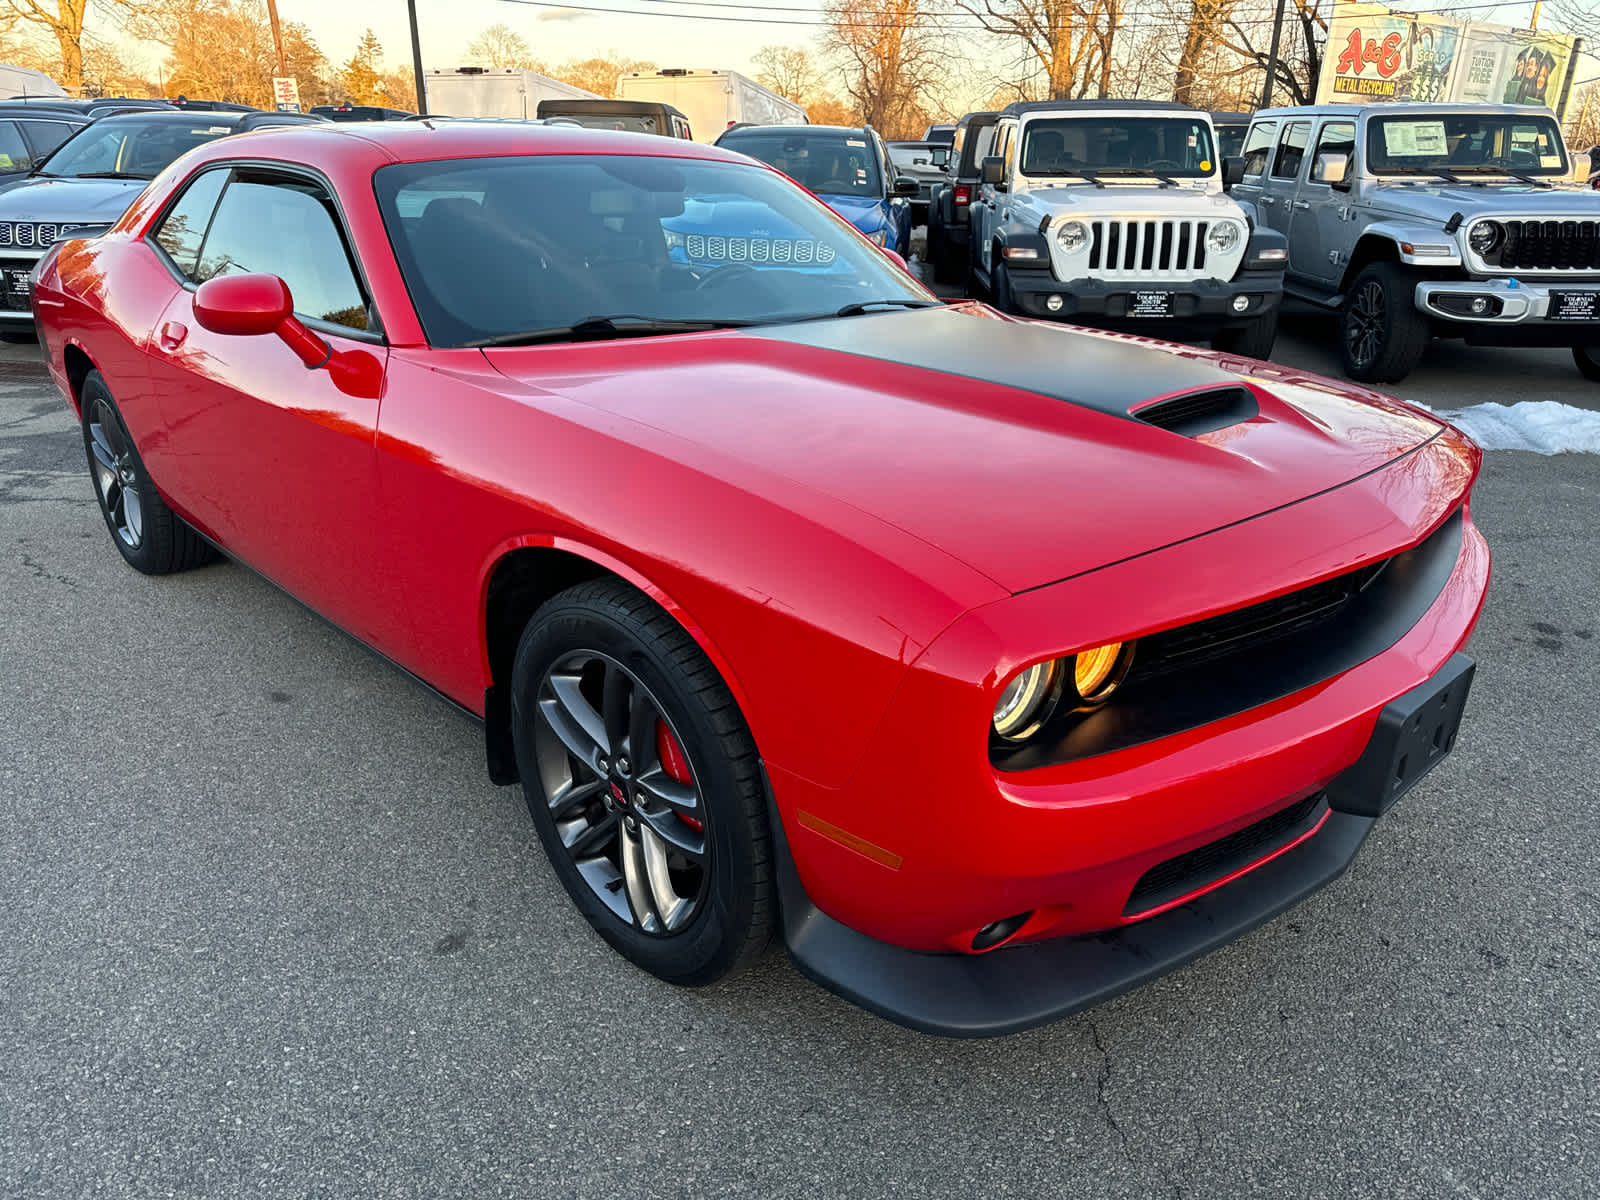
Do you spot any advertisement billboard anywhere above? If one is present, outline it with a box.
[1315,2,1583,119]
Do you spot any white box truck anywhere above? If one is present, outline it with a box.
[424,68,600,119]
[617,69,807,142]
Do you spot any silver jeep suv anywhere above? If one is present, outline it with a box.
[1229,102,1600,382]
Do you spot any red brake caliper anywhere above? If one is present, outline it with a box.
[656,721,702,832]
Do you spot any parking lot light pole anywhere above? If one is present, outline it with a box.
[408,0,428,115]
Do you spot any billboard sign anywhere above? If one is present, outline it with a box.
[273,75,302,113]
[1316,2,1583,119]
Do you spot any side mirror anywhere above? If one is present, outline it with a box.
[931,147,950,168]
[1222,156,1245,188]
[1312,151,1349,187]
[1571,150,1591,184]
[893,175,921,197]
[981,155,1005,186]
[881,246,910,272]
[193,273,330,369]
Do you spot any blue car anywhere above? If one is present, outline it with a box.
[713,124,916,257]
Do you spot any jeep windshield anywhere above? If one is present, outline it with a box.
[1367,113,1569,176]
[35,114,239,180]
[1019,117,1216,178]
[716,131,881,197]
[375,154,925,348]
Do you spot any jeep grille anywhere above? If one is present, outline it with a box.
[1481,220,1600,273]
[1088,219,1210,281]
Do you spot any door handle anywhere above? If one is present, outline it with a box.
[1292,200,1311,210]
[159,320,187,350]
[1260,196,1277,206]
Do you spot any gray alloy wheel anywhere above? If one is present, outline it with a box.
[86,394,145,551]
[1339,262,1430,384]
[532,648,709,934]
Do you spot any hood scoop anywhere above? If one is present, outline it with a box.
[1134,387,1258,437]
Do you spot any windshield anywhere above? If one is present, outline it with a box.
[39,116,236,180]
[1020,117,1217,177]
[1367,113,1569,175]
[717,132,881,196]
[1214,124,1247,160]
[375,154,926,347]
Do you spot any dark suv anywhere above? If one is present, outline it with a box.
[925,110,999,284]
[0,104,93,186]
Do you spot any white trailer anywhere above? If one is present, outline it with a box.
[617,69,807,142]
[0,62,66,99]
[424,68,600,119]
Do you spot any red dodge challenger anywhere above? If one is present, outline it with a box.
[31,123,1489,1036]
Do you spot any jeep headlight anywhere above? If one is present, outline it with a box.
[56,224,110,242]
[867,228,889,247]
[1054,219,1090,254]
[1468,220,1503,256]
[662,228,686,252]
[1206,220,1242,254]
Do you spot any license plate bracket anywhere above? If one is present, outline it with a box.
[1548,290,1600,321]
[1326,653,1475,819]
[1126,290,1174,318]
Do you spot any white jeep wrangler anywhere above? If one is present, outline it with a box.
[969,100,1288,358]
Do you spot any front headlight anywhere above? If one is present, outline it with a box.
[1468,220,1503,256]
[662,228,686,252]
[991,642,1136,741]
[992,661,1060,740]
[1054,219,1090,254]
[868,227,889,247]
[1206,220,1242,254]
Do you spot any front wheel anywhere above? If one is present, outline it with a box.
[80,370,216,575]
[1340,262,1430,383]
[510,579,775,986]
[1572,345,1600,381]
[1212,310,1280,361]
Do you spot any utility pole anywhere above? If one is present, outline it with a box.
[408,0,429,115]
[1260,0,1288,109]
[264,0,287,76]
[1531,0,1541,31]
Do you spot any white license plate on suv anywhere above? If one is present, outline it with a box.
[1128,291,1174,318]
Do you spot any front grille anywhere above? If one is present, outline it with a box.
[0,222,54,253]
[1489,219,1600,272]
[1125,792,1326,915]
[1087,218,1209,281]
[1131,558,1389,677]
[682,233,836,266]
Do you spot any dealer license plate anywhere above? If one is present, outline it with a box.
[1548,291,1600,321]
[5,268,30,299]
[1127,290,1173,318]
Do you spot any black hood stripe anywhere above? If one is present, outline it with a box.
[752,305,1239,420]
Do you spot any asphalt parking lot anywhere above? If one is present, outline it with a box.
[2,312,1597,1198]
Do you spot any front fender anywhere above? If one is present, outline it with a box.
[1356,219,1464,267]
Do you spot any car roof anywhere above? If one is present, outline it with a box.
[538,99,690,118]
[720,124,865,136]
[1253,102,1556,119]
[0,103,92,119]
[1210,112,1251,122]
[1001,99,1198,116]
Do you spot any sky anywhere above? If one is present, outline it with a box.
[268,0,829,80]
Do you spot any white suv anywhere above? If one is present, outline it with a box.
[969,100,1288,358]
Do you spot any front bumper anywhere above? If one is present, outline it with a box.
[779,651,1476,1037]
[1417,278,1600,342]
[1006,267,1284,326]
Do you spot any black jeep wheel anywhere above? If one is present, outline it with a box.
[1212,310,1280,361]
[510,578,775,986]
[1340,262,1430,383]
[1572,345,1600,381]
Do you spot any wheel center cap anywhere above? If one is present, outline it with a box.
[608,780,629,808]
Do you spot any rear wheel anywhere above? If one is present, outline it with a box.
[1340,262,1430,383]
[510,579,774,986]
[80,370,216,575]
[1212,310,1280,361]
[1572,345,1600,381]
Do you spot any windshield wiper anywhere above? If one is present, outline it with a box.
[1459,163,1552,188]
[68,171,155,181]
[1035,168,1106,188]
[1384,166,1463,184]
[466,315,754,347]
[833,299,942,317]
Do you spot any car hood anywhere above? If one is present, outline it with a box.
[485,305,1445,594]
[820,192,889,231]
[1013,183,1234,216]
[0,177,147,223]
[1373,181,1598,221]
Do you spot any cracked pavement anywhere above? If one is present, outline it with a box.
[2,325,1597,1198]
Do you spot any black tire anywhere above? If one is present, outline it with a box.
[80,370,217,575]
[1340,262,1430,383]
[1572,345,1600,381]
[991,257,1017,314]
[932,242,961,285]
[509,578,774,986]
[1212,310,1280,361]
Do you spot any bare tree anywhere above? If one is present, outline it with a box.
[752,44,819,104]
[1172,0,1237,105]
[2,0,101,90]
[822,0,944,138]
[1212,0,1326,107]
[464,23,539,71]
[951,0,1126,100]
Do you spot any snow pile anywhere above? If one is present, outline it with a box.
[1435,401,1600,455]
